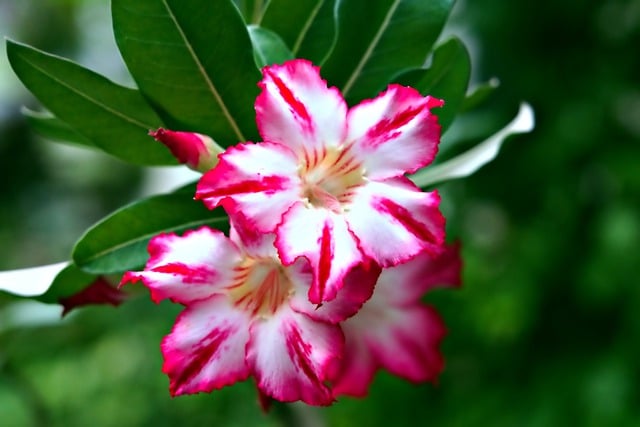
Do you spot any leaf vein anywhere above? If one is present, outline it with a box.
[161,0,246,142]
[342,0,401,96]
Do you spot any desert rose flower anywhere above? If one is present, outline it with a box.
[120,216,379,405]
[333,243,462,397]
[196,59,445,304]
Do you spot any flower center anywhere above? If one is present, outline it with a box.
[227,258,294,318]
[301,146,364,212]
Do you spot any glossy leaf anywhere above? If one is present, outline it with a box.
[22,108,95,148]
[393,37,471,133]
[112,0,260,146]
[73,193,229,274]
[260,0,337,63]
[6,40,173,165]
[248,25,294,68]
[411,103,535,187]
[322,0,455,104]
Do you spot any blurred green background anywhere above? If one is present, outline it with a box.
[1,0,639,426]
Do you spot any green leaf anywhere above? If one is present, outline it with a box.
[112,0,260,146]
[73,192,229,274]
[393,37,471,133]
[322,0,455,104]
[248,25,294,68]
[460,77,500,112]
[22,108,96,148]
[6,40,173,165]
[38,264,98,304]
[260,0,337,64]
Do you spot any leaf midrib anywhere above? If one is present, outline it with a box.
[161,0,246,142]
[292,0,325,55]
[342,0,401,96]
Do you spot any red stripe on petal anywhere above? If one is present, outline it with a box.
[284,321,334,404]
[365,105,424,146]
[374,197,439,245]
[165,327,232,396]
[151,263,215,283]
[315,221,334,303]
[286,325,320,384]
[266,70,314,134]
[197,175,289,200]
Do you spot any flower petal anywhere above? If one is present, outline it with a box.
[345,177,445,267]
[347,85,443,180]
[331,328,376,397]
[275,204,362,303]
[256,59,347,155]
[290,258,380,324]
[368,306,446,382]
[120,227,241,304]
[247,309,342,405]
[376,242,462,306]
[336,302,446,394]
[228,211,278,259]
[161,295,251,396]
[196,141,301,232]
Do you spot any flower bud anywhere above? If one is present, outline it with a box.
[150,128,222,173]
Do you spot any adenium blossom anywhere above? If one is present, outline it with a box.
[333,243,462,397]
[150,128,222,173]
[120,216,379,405]
[196,59,446,304]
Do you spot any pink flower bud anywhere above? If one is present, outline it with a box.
[150,128,221,173]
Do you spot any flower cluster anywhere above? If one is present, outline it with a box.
[122,59,461,405]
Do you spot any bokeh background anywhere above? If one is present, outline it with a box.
[1,0,639,426]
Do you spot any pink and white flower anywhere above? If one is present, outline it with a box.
[196,59,446,304]
[332,243,462,397]
[120,217,379,405]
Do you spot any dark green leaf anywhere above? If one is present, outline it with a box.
[22,108,96,148]
[38,264,98,305]
[322,0,455,104]
[6,40,173,165]
[73,192,228,274]
[393,37,471,133]
[260,0,337,63]
[248,25,294,68]
[112,0,260,146]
